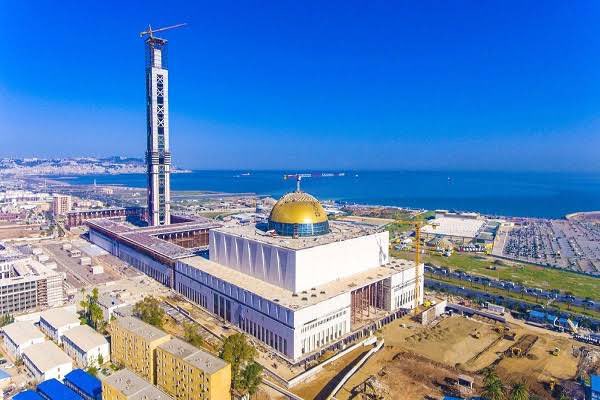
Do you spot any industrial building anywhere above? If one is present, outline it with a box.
[64,369,102,400]
[0,243,65,315]
[2,321,45,357]
[110,316,171,383]
[156,337,231,400]
[421,210,499,245]
[22,341,72,382]
[61,325,110,368]
[102,368,173,400]
[90,188,424,364]
[39,308,81,344]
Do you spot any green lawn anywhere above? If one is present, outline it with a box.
[393,250,600,301]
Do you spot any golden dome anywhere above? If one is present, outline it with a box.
[269,191,328,225]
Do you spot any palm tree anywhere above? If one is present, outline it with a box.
[482,369,505,400]
[510,382,529,400]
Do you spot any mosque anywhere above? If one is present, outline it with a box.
[88,186,424,363]
[175,187,423,362]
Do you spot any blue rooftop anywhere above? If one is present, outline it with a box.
[0,368,10,380]
[64,369,102,399]
[592,374,600,391]
[37,378,83,400]
[13,390,44,400]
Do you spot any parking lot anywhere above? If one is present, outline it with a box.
[498,219,600,275]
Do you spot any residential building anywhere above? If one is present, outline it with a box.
[64,369,102,400]
[0,243,65,314]
[2,321,45,358]
[110,316,171,383]
[61,325,110,368]
[102,368,173,400]
[37,378,83,400]
[52,194,72,216]
[39,308,81,344]
[22,341,72,382]
[156,337,230,400]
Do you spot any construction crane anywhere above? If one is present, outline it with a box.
[140,23,187,39]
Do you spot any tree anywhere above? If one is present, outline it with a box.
[87,366,98,377]
[183,323,204,348]
[133,296,164,328]
[97,353,104,367]
[80,287,104,331]
[510,382,529,400]
[482,369,505,400]
[219,334,260,395]
[240,361,263,396]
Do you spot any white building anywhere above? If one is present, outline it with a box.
[175,190,424,362]
[22,340,72,382]
[97,293,128,322]
[2,321,45,358]
[0,243,65,315]
[61,325,110,368]
[39,308,81,344]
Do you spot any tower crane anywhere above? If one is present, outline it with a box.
[140,23,187,39]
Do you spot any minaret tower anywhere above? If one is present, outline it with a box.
[140,23,185,226]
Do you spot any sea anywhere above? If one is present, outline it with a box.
[54,170,600,219]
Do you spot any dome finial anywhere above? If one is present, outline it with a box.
[296,175,302,192]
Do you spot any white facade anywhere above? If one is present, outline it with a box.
[2,321,45,358]
[39,309,81,344]
[62,325,110,368]
[22,341,72,382]
[210,229,389,292]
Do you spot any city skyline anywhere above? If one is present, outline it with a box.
[1,1,600,172]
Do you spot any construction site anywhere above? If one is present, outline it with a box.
[289,303,598,400]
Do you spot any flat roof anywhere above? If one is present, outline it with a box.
[2,321,44,346]
[40,308,81,329]
[113,316,170,343]
[23,341,72,372]
[62,325,108,352]
[158,338,228,374]
[213,220,382,251]
[13,390,44,400]
[87,218,220,260]
[97,293,126,308]
[64,369,102,398]
[178,255,417,310]
[37,378,82,400]
[422,216,486,239]
[102,368,173,400]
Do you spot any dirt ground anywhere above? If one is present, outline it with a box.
[306,314,585,400]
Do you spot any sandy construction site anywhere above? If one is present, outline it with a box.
[292,314,589,400]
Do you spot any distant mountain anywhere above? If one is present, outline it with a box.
[0,157,190,175]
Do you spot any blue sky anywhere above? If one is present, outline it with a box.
[1,1,599,171]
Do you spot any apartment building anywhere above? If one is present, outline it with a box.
[156,337,230,400]
[110,316,171,383]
